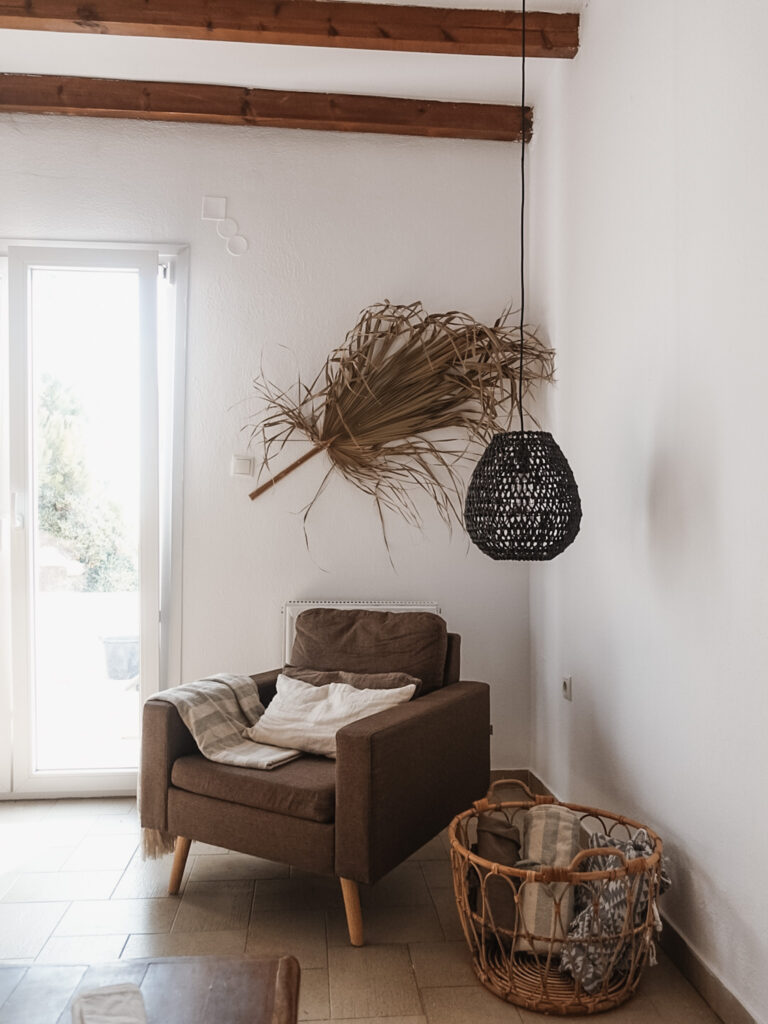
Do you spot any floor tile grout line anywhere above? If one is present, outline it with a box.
[419,984,527,1024]
[417,856,454,1022]
[15,898,72,962]
[407,937,430,1021]
[247,875,260,938]
[164,880,188,937]
[420,859,450,945]
[0,964,28,1011]
[34,932,133,964]
[109,848,136,901]
[322,945,332,1020]
[322,894,330,971]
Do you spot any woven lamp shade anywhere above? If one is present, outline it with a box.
[464,431,582,561]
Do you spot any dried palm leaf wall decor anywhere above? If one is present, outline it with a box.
[247,300,554,539]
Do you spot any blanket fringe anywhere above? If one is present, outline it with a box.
[142,827,177,859]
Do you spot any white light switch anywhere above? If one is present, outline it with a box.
[202,196,227,220]
[231,455,254,477]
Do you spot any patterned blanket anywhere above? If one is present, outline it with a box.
[559,829,671,993]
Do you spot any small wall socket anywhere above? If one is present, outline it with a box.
[562,676,573,702]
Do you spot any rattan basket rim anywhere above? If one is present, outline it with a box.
[449,789,663,885]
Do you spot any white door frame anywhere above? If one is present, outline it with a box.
[3,242,187,797]
[0,256,12,795]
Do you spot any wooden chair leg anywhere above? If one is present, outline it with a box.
[168,836,191,895]
[340,878,364,946]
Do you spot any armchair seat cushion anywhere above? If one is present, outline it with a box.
[171,753,336,823]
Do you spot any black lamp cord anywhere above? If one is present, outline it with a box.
[518,0,526,434]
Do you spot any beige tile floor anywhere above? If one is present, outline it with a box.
[0,798,722,1023]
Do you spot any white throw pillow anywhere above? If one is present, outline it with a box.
[245,673,416,758]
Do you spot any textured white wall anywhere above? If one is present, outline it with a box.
[0,113,531,768]
[530,2,768,1019]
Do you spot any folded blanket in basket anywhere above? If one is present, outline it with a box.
[514,804,582,954]
[472,811,521,933]
[559,829,671,993]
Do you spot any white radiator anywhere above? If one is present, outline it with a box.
[282,599,441,662]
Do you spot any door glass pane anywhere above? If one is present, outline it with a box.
[30,267,141,771]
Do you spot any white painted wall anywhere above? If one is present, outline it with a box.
[530,2,768,1019]
[0,113,531,769]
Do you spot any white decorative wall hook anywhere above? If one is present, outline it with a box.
[201,196,249,256]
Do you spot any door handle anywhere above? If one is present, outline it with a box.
[10,492,24,530]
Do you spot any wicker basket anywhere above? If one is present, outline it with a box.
[449,780,665,1016]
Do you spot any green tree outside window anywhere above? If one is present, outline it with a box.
[37,375,137,593]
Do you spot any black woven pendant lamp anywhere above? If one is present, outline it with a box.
[464,0,581,561]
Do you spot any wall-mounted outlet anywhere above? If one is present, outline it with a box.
[562,676,573,702]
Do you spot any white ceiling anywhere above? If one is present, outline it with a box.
[0,1,583,106]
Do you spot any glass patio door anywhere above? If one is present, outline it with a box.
[8,247,160,793]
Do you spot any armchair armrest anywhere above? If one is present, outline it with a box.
[335,680,490,884]
[139,668,281,832]
[140,699,196,833]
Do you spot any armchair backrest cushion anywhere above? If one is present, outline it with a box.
[290,609,448,694]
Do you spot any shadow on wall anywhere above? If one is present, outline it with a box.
[644,408,723,597]
[560,651,763,989]
[565,664,632,814]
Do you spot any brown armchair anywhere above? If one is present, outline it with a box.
[140,610,490,946]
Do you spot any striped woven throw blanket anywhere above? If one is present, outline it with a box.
[156,673,267,763]
[141,674,296,857]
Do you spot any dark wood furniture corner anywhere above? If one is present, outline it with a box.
[0,955,300,1024]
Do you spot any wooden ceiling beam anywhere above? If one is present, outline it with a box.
[0,74,533,142]
[0,1,579,58]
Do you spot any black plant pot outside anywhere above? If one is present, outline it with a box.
[102,636,140,680]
